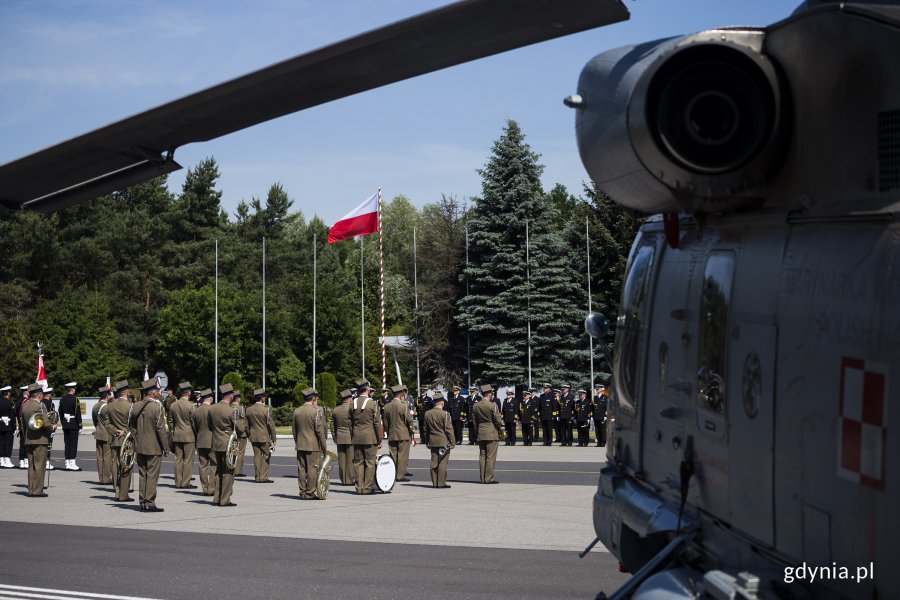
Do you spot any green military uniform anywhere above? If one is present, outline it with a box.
[132,379,168,512]
[473,385,505,484]
[170,384,197,488]
[383,385,414,482]
[192,390,214,495]
[92,387,113,484]
[292,388,327,499]
[246,389,276,483]
[331,390,355,485]
[424,400,454,488]
[232,394,249,476]
[209,385,238,506]
[349,381,381,495]
[101,381,135,501]
[21,385,53,496]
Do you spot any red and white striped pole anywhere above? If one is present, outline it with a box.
[378,188,386,390]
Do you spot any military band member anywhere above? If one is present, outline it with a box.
[539,383,556,446]
[473,384,504,484]
[232,391,249,477]
[501,389,518,446]
[0,386,15,468]
[92,386,114,484]
[102,380,134,502]
[247,388,276,483]
[592,385,608,447]
[21,383,55,496]
[209,384,238,507]
[424,393,453,488]
[16,386,28,469]
[520,390,536,446]
[170,382,197,488]
[415,389,433,445]
[293,388,327,499]
[331,389,355,485]
[465,386,480,444]
[558,385,575,447]
[131,379,168,512]
[383,384,414,482]
[57,381,83,471]
[446,385,464,445]
[349,379,381,495]
[575,389,593,446]
[192,389,215,495]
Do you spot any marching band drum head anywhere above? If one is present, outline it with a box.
[373,454,396,492]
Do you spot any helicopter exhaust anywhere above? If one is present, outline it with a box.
[570,30,789,215]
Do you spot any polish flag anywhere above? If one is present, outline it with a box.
[328,191,380,243]
[36,354,47,387]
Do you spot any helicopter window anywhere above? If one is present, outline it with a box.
[697,251,734,415]
[614,244,655,415]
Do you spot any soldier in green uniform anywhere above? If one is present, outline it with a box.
[246,388,276,483]
[192,389,214,495]
[331,389,355,485]
[232,390,249,477]
[132,379,168,512]
[349,379,381,495]
[473,384,505,484]
[292,388,327,499]
[424,393,453,488]
[170,382,197,488]
[100,380,135,502]
[21,383,54,497]
[383,384,414,482]
[209,384,238,506]
[92,386,114,484]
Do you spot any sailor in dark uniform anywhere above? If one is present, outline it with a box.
[465,386,480,444]
[16,386,28,468]
[520,390,535,446]
[592,385,608,447]
[575,389,593,446]
[58,381,83,470]
[558,385,575,446]
[416,389,434,445]
[41,387,57,471]
[446,386,464,445]
[0,386,16,468]
[501,390,518,445]
[539,383,557,446]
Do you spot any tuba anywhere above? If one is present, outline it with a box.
[315,450,337,499]
[119,431,136,474]
[224,405,240,469]
[28,409,59,431]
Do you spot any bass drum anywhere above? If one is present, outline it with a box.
[372,454,396,493]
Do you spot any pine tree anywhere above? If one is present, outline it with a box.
[457,120,585,386]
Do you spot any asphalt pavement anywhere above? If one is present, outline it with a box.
[0,434,628,599]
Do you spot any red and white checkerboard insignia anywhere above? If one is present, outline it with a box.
[838,357,887,490]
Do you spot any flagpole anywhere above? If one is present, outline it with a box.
[215,239,219,402]
[378,188,386,390]
[263,237,268,405]
[586,215,594,390]
[413,226,420,397]
[313,232,317,388]
[360,236,365,379]
[465,221,471,389]
[526,220,532,390]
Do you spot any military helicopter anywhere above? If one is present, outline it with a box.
[0,0,894,598]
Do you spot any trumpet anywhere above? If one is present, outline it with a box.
[315,450,337,499]
[437,442,453,458]
[27,409,59,431]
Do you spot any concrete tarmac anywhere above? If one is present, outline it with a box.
[0,435,628,598]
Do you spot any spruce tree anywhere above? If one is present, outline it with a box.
[457,120,585,386]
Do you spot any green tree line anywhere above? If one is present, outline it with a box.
[0,119,640,406]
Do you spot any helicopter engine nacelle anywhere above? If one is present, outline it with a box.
[572,30,789,215]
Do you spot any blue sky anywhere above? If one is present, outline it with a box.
[0,0,797,224]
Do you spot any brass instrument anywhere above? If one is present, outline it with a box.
[224,406,240,469]
[119,431,136,474]
[27,409,59,431]
[437,442,452,458]
[315,450,337,499]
